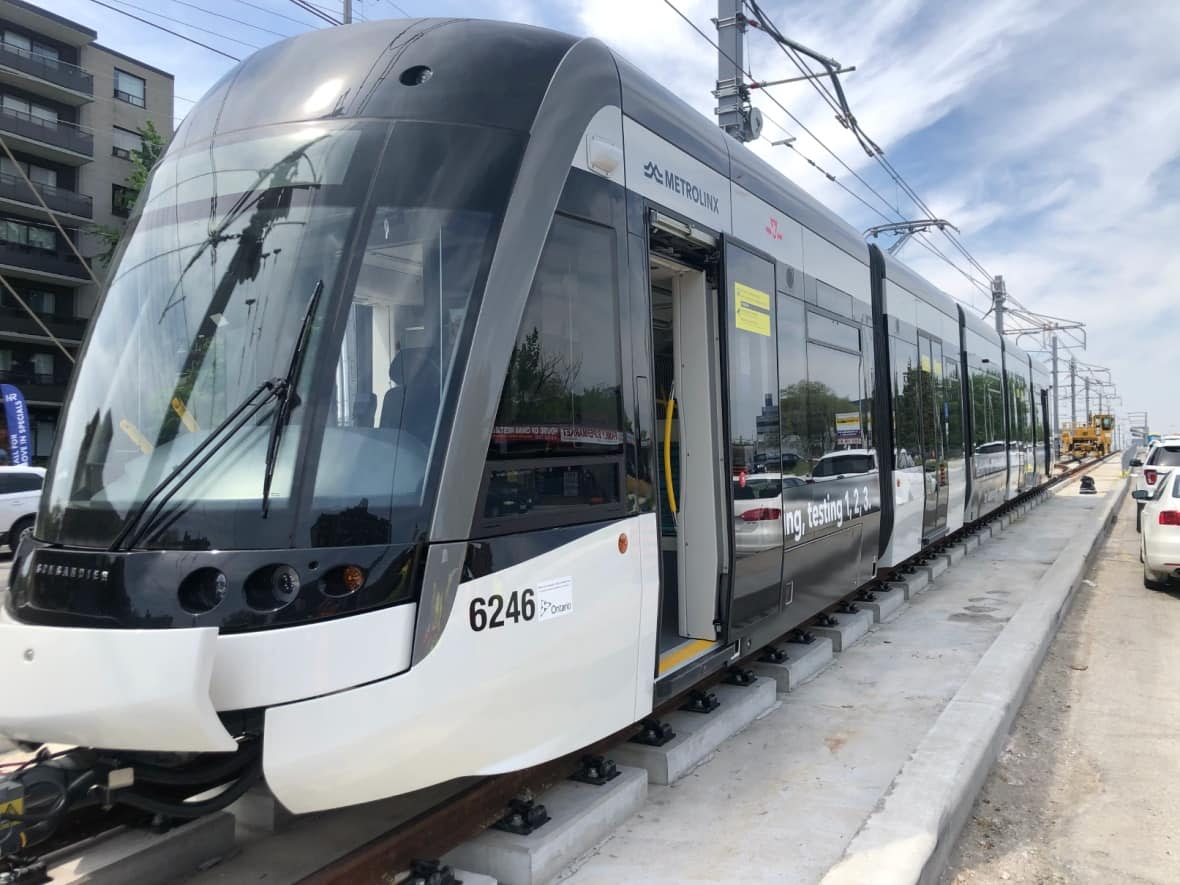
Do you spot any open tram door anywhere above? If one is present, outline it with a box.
[648,213,730,687]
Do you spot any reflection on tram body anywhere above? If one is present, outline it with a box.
[733,472,806,554]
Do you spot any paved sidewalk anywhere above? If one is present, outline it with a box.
[564,461,1125,884]
[944,486,1180,884]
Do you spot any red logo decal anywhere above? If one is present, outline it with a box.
[766,217,783,241]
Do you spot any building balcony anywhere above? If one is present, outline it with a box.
[0,171,92,219]
[0,106,92,166]
[0,43,94,106]
[0,368,69,406]
[0,241,89,285]
[0,304,88,343]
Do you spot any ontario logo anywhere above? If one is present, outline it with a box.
[642,160,720,215]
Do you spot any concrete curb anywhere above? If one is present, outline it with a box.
[821,471,1129,885]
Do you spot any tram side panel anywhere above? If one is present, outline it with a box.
[961,310,1008,521]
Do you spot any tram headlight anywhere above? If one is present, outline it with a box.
[245,564,302,610]
[178,568,228,614]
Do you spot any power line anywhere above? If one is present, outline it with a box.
[106,0,262,49]
[231,0,323,28]
[289,0,340,26]
[85,0,240,60]
[164,0,295,38]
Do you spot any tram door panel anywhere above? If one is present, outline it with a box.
[723,242,786,629]
[919,334,949,540]
[650,252,726,663]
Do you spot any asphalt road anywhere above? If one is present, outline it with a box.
[944,489,1180,884]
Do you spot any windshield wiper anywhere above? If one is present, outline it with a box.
[111,378,287,551]
[261,279,323,517]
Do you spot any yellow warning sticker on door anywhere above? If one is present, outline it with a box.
[734,282,771,336]
[0,796,23,831]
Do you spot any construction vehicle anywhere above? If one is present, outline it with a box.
[1061,413,1114,459]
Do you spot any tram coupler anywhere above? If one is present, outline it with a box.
[788,629,817,644]
[493,798,549,835]
[570,755,619,786]
[405,860,461,885]
[836,601,860,615]
[814,613,839,628]
[680,689,720,714]
[759,645,789,664]
[630,718,675,746]
[722,667,756,687]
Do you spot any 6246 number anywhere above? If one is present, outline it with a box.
[469,589,535,631]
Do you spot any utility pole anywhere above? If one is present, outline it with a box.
[1070,357,1077,426]
[342,0,351,23]
[991,275,1006,338]
[1050,333,1059,444]
[1084,377,1090,422]
[714,1,761,142]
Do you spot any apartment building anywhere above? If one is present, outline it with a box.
[0,0,172,462]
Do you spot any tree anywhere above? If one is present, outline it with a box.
[91,120,165,268]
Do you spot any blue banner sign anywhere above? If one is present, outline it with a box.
[1,383,31,466]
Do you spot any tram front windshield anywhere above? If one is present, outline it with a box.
[40,120,522,550]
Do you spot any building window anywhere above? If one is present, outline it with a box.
[0,156,57,188]
[0,219,56,252]
[112,184,136,217]
[0,94,58,128]
[31,352,53,382]
[114,69,145,107]
[0,349,10,371]
[1,32,59,65]
[112,125,141,160]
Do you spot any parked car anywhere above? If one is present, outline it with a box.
[0,466,44,552]
[1135,470,1180,589]
[811,449,878,481]
[732,472,805,554]
[1129,446,1149,476]
[1131,437,1180,531]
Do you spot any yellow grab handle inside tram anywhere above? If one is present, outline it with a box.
[663,387,678,516]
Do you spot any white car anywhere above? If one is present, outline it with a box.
[1136,470,1180,589]
[1132,437,1180,532]
[811,449,878,481]
[0,466,44,552]
[732,472,806,554]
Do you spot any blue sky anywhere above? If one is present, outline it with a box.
[43,0,1180,435]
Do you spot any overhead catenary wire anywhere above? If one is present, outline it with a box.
[659,0,989,307]
[742,0,995,284]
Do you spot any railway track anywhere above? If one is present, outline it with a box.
[296,453,1113,885]
[0,455,1110,885]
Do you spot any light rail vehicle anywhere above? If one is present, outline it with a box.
[0,17,1055,853]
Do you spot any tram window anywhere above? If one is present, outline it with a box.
[892,338,921,469]
[481,213,623,524]
[803,342,864,473]
[806,309,859,351]
[945,358,963,457]
[727,247,778,477]
[776,293,806,476]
